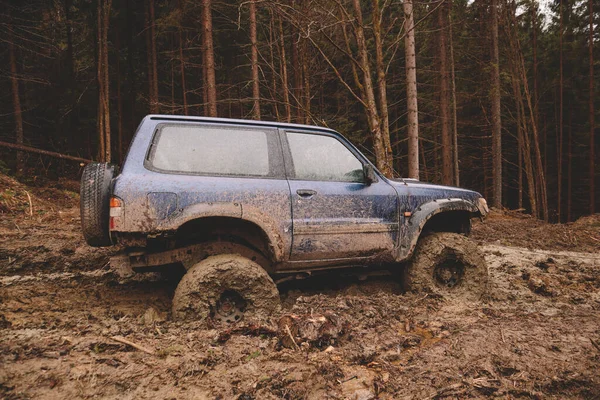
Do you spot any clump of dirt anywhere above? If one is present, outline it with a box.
[472,209,600,253]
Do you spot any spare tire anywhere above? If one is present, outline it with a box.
[80,162,115,247]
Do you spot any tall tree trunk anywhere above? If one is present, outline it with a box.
[177,0,188,115]
[508,2,548,220]
[558,0,564,221]
[146,0,159,113]
[249,0,261,119]
[351,0,391,176]
[404,0,419,179]
[116,30,123,161]
[278,15,291,122]
[202,0,217,117]
[449,4,460,186]
[490,0,502,208]
[511,67,537,217]
[8,15,24,174]
[126,0,136,135]
[268,12,279,119]
[438,0,452,185]
[372,0,393,175]
[589,0,595,214]
[301,39,311,124]
[567,111,572,222]
[102,0,111,162]
[291,29,303,122]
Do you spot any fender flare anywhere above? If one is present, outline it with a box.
[397,198,480,261]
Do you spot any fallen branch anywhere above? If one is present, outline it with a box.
[24,190,33,216]
[284,324,300,351]
[110,335,155,355]
[0,141,92,164]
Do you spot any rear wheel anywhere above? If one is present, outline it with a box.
[172,254,280,322]
[80,162,115,247]
[404,232,488,301]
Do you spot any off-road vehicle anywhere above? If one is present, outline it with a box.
[80,115,489,322]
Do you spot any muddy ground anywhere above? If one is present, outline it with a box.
[1,176,599,399]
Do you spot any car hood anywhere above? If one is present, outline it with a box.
[388,178,484,211]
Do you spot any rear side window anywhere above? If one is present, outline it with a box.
[148,124,273,177]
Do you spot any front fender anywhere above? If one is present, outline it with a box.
[396,198,480,261]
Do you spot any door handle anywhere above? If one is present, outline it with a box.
[296,189,317,198]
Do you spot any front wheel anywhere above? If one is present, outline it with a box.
[172,254,281,322]
[404,232,488,301]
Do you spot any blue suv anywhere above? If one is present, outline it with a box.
[80,115,489,322]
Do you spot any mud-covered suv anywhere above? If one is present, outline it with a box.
[81,115,489,322]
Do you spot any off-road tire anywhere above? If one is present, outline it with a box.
[80,162,115,247]
[404,232,488,301]
[172,254,281,322]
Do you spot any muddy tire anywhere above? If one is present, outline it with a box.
[172,254,281,322]
[80,162,115,247]
[404,232,488,301]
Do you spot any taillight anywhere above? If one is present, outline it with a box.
[109,196,123,230]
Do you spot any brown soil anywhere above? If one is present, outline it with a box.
[1,180,599,399]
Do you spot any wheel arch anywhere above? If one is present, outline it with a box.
[398,198,481,261]
[174,215,284,264]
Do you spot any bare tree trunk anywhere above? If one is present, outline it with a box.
[146,0,159,113]
[438,0,452,185]
[301,39,311,124]
[291,30,303,122]
[589,0,595,214]
[491,0,502,208]
[567,111,572,222]
[116,30,123,161]
[508,2,548,220]
[202,0,217,117]
[372,0,393,175]
[97,0,105,161]
[511,68,536,217]
[8,15,24,174]
[268,12,279,119]
[249,0,261,119]
[558,0,564,222]
[96,0,111,162]
[449,5,459,186]
[102,0,111,162]
[404,0,419,179]
[278,15,291,122]
[177,0,188,115]
[351,0,391,176]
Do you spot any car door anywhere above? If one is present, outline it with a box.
[282,129,399,262]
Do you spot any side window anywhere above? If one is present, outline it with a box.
[286,132,365,182]
[149,124,274,177]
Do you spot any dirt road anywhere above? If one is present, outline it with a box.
[1,183,599,399]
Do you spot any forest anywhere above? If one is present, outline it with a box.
[1,0,598,222]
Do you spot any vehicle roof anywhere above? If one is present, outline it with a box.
[146,114,338,134]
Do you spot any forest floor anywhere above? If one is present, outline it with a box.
[1,173,599,399]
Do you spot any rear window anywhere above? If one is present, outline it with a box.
[148,124,271,177]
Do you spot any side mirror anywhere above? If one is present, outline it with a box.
[363,164,377,185]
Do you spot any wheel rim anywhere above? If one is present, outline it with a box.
[433,257,465,288]
[213,290,247,323]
